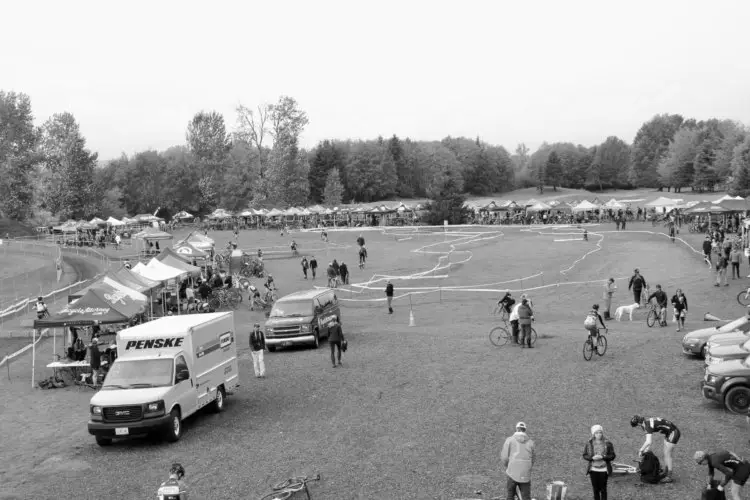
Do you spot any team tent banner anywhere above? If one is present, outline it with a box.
[35,287,147,328]
[68,276,148,303]
[111,267,162,294]
[173,241,209,258]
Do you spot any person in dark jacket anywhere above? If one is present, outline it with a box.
[703,236,713,267]
[249,323,266,378]
[327,263,337,288]
[332,259,340,277]
[301,257,309,279]
[385,280,394,314]
[583,424,616,500]
[310,256,318,279]
[339,262,349,285]
[89,337,102,385]
[328,316,345,368]
[628,269,647,305]
[647,284,668,327]
[356,234,365,247]
[694,450,750,499]
[671,289,688,332]
[517,298,534,348]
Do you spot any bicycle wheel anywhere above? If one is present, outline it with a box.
[208,297,221,311]
[738,291,750,307]
[596,335,607,356]
[583,338,594,361]
[646,309,657,327]
[529,328,537,346]
[489,326,510,346]
[260,490,292,500]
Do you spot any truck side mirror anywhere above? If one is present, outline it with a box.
[176,369,189,382]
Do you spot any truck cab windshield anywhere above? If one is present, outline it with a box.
[103,359,174,389]
[270,301,312,318]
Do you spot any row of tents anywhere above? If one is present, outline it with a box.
[467,195,749,214]
[175,202,427,221]
[33,245,209,329]
[52,214,164,232]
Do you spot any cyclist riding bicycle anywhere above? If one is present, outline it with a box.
[647,284,668,327]
[631,415,680,483]
[157,463,187,500]
[257,248,263,260]
[264,274,275,292]
[35,297,48,319]
[584,304,606,340]
[290,240,298,254]
[248,283,264,310]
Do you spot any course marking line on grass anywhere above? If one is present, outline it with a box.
[307,224,707,303]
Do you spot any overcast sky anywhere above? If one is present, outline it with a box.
[4,0,749,161]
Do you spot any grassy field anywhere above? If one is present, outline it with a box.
[1,218,748,499]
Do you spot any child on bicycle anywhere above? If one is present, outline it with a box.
[584,304,606,341]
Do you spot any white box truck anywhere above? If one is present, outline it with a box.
[88,312,239,446]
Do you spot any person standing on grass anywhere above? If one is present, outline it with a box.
[671,289,688,332]
[703,236,713,268]
[628,269,647,305]
[731,247,742,279]
[310,256,318,279]
[716,253,729,287]
[602,278,616,320]
[328,316,344,368]
[339,261,349,285]
[501,421,535,500]
[89,337,102,386]
[517,298,534,349]
[509,299,522,344]
[301,257,309,279]
[583,424,616,500]
[249,323,266,378]
[385,280,394,314]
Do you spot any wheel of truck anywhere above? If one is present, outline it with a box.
[268,345,276,352]
[725,386,750,414]
[312,330,320,349]
[95,436,112,447]
[213,386,226,413]
[165,408,182,442]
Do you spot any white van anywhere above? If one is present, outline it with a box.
[88,312,239,446]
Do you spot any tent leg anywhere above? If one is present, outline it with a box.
[31,328,36,389]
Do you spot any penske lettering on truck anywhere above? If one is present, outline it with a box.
[124,337,185,350]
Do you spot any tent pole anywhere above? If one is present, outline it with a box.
[31,328,36,389]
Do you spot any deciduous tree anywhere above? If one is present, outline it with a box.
[323,167,344,206]
[0,91,39,220]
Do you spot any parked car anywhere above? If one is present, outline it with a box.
[681,315,750,357]
[706,338,750,366]
[264,289,342,351]
[706,330,750,352]
[702,354,750,413]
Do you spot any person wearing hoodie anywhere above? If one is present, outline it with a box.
[501,422,535,500]
[582,424,616,500]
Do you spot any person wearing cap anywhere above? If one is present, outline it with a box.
[501,421,535,500]
[582,424,616,500]
[385,280,394,314]
[694,450,750,500]
[602,278,616,320]
[628,269,647,305]
[249,323,266,378]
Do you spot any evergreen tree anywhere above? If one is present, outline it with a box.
[322,167,344,206]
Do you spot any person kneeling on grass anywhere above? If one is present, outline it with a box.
[694,450,750,500]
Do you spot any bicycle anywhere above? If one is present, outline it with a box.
[645,303,665,328]
[260,474,320,500]
[610,460,640,475]
[738,287,750,307]
[208,288,241,311]
[583,328,608,360]
[489,323,537,347]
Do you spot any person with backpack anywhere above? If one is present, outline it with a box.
[694,450,749,500]
[631,415,680,483]
[582,424,616,500]
[628,269,647,305]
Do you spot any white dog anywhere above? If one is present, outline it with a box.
[615,303,640,321]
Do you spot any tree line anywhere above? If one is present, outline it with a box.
[1,90,749,222]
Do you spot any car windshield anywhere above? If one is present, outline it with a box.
[102,359,173,389]
[270,301,312,318]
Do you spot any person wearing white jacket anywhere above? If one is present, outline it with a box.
[501,421,536,500]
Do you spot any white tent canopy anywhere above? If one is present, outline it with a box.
[644,197,682,210]
[572,200,600,212]
[131,259,186,282]
[715,195,744,203]
[265,208,284,217]
[526,202,552,212]
[89,217,106,224]
[106,216,125,226]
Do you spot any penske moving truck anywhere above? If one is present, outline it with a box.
[88,312,239,446]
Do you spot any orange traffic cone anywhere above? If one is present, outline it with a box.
[704,312,722,322]
[409,309,416,327]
